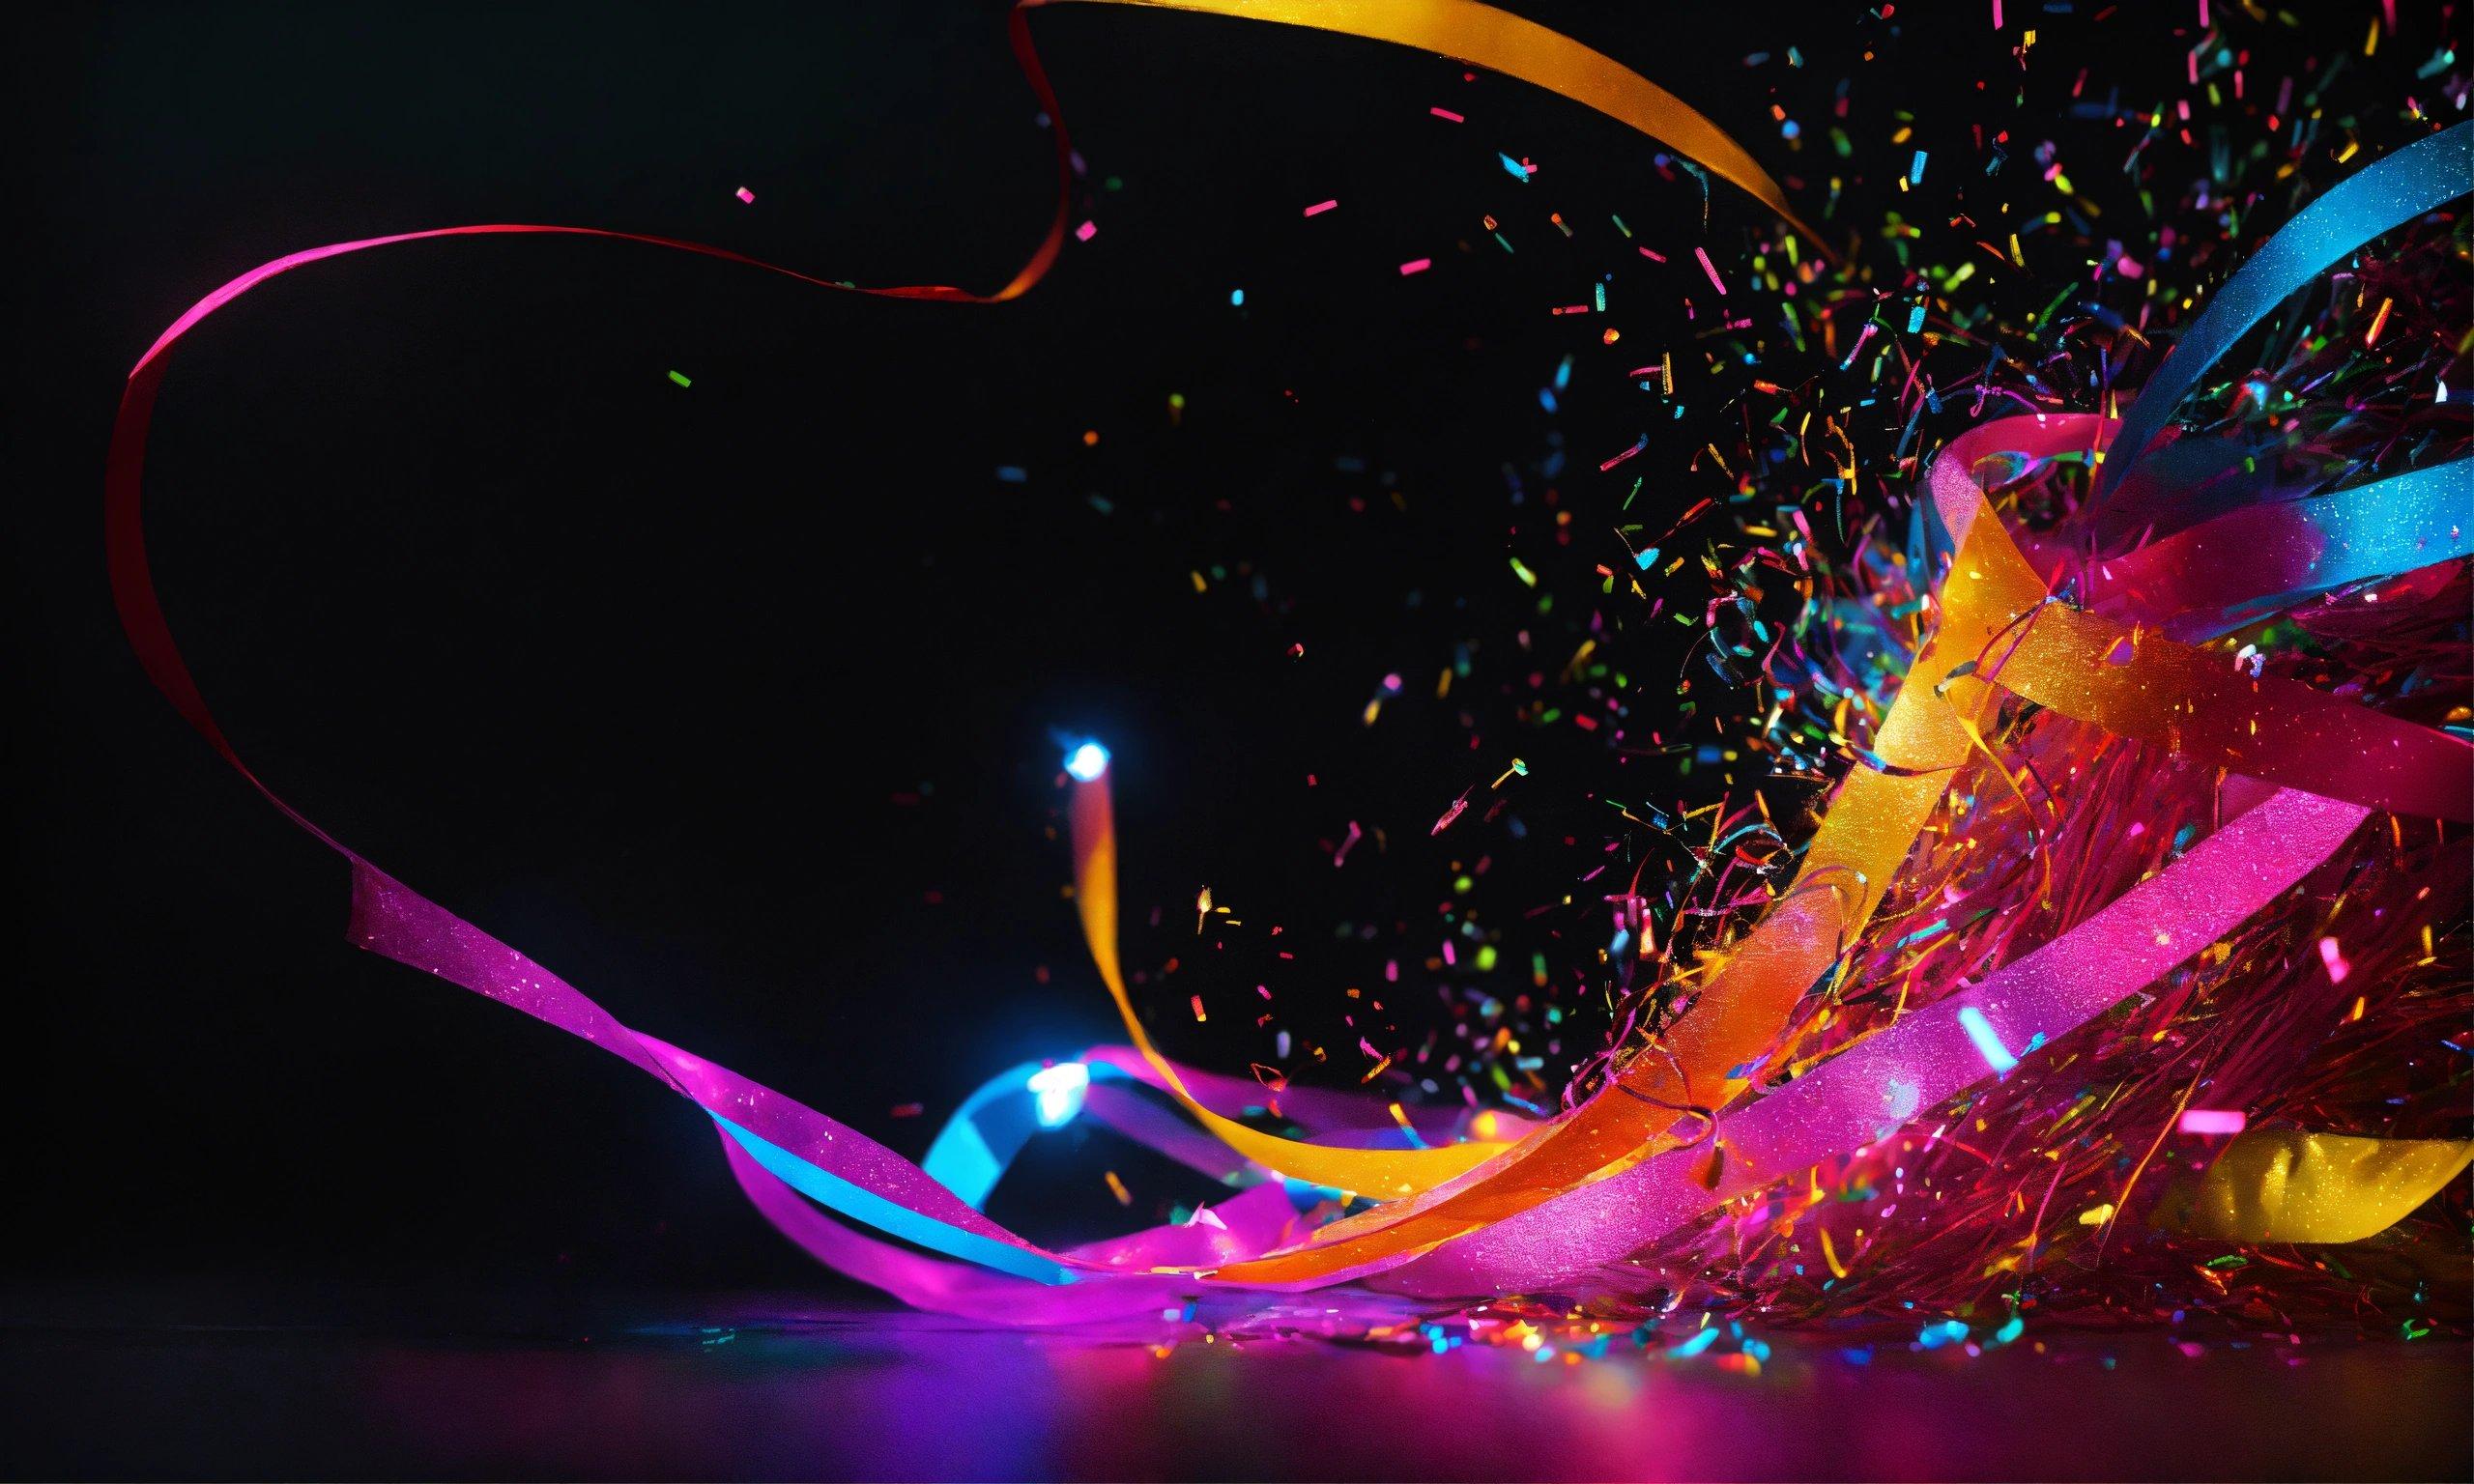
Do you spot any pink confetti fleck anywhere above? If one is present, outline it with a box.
[1429,106,1465,123]
[1335,818,1365,866]
[2179,1108,2247,1136]
[1075,220,1098,242]
[2317,936,2350,985]
[1398,257,1432,275]
[1638,246,1668,263]
[1694,245,1729,295]
[734,186,755,204]
[1303,199,1338,217]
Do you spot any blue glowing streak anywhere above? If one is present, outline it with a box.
[1026,1062,1090,1127]
[711,1114,1075,1285]
[1956,1005,2019,1073]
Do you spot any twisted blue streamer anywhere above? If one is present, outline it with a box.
[2100,122,2473,498]
[2161,458,2474,642]
[714,1114,1080,1284]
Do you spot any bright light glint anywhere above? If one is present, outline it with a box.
[1064,741,1111,783]
[1027,1062,1090,1127]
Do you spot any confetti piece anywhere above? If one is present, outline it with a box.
[734,186,755,204]
[667,370,692,387]
[2180,1108,2248,1136]
[1303,198,1338,216]
[1399,257,1432,275]
[1957,1006,2019,1073]
[1693,246,1728,295]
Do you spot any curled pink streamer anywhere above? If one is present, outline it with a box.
[721,1131,1208,1326]
[351,866,1066,1272]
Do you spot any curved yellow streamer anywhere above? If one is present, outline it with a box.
[2154,1132,2474,1244]
[1034,0,1826,251]
[1074,779,1510,1196]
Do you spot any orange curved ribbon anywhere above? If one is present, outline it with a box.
[1072,776,1511,1195]
[1035,0,1827,251]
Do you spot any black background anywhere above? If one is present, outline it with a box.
[8,2,2434,1296]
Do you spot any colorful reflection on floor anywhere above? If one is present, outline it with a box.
[4,1290,2467,1480]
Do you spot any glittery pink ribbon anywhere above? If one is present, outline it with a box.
[1373,785,2368,1297]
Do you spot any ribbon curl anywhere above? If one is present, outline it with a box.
[103,3,2470,1314]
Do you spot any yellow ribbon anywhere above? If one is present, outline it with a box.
[2155,1132,2474,1244]
[1074,779,1511,1195]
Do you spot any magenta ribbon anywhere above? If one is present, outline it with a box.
[1374,785,2368,1297]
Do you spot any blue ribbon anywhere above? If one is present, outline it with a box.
[714,1114,1080,1284]
[2100,122,2472,498]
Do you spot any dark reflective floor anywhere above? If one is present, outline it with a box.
[4,1286,2467,1481]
